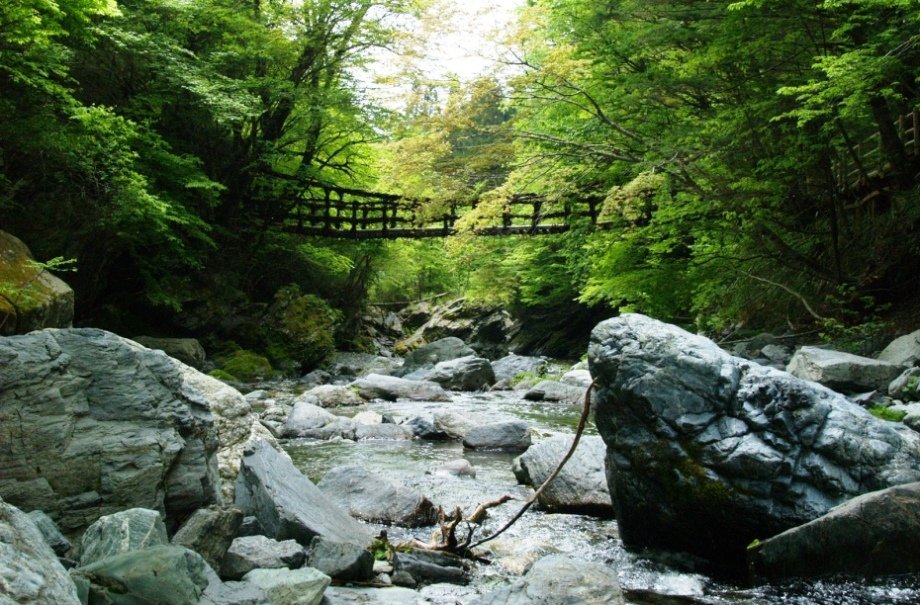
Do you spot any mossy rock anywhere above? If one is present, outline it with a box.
[0,231,74,335]
[219,350,275,382]
[208,369,240,382]
[264,285,339,372]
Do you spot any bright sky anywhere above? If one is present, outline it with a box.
[361,0,525,107]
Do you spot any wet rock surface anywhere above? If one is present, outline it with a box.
[234,440,373,547]
[589,313,920,572]
[749,482,920,581]
[512,435,612,515]
[318,464,438,527]
[463,421,532,452]
[469,554,624,604]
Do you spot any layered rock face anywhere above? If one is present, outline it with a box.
[588,314,920,571]
[0,329,263,533]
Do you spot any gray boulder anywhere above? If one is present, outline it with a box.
[26,509,71,557]
[786,346,906,393]
[405,416,448,440]
[463,421,532,452]
[72,545,210,605]
[878,329,920,367]
[512,435,612,516]
[0,230,73,336]
[749,482,920,581]
[234,440,372,547]
[523,380,585,405]
[398,337,476,375]
[354,423,414,441]
[317,465,437,527]
[589,314,920,571]
[133,336,206,369]
[491,354,548,383]
[351,374,450,402]
[889,367,920,400]
[282,401,356,440]
[295,385,365,408]
[220,535,305,581]
[0,328,269,534]
[392,549,471,585]
[561,368,592,387]
[468,554,623,605]
[0,498,81,605]
[303,536,373,581]
[171,506,243,571]
[80,508,168,567]
[200,565,269,605]
[242,567,331,605]
[422,355,496,391]
[432,412,477,439]
[431,459,476,478]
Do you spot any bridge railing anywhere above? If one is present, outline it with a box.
[286,186,604,239]
[833,109,919,195]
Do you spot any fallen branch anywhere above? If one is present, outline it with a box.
[467,379,597,550]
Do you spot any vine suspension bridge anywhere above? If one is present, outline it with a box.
[283,110,920,240]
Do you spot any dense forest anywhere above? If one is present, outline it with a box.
[2,0,919,372]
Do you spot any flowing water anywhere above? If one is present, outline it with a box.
[271,388,920,604]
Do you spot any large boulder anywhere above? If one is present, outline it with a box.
[317,465,438,527]
[748,482,920,581]
[398,337,476,375]
[220,535,305,581]
[324,352,403,382]
[786,346,906,393]
[295,385,365,408]
[878,329,920,367]
[588,314,920,573]
[171,506,243,571]
[351,374,450,402]
[0,329,270,534]
[422,355,496,391]
[523,380,585,405]
[234,440,372,547]
[512,435,612,516]
[0,498,81,605]
[491,354,548,383]
[132,336,207,369]
[0,230,74,336]
[242,567,331,605]
[462,421,532,452]
[303,536,374,581]
[282,400,356,440]
[79,508,168,566]
[72,545,210,605]
[468,554,624,605]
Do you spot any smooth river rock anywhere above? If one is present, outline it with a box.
[512,435,612,516]
[79,508,168,566]
[749,482,920,581]
[463,421,532,452]
[422,355,496,391]
[588,313,920,573]
[0,498,81,605]
[242,567,331,605]
[351,373,450,402]
[220,535,305,581]
[318,464,438,527]
[234,440,372,547]
[786,346,906,393]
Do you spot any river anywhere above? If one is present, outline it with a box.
[264,387,920,604]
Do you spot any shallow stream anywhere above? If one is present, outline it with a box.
[272,389,920,604]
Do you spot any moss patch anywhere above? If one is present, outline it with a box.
[869,405,907,422]
[219,350,275,382]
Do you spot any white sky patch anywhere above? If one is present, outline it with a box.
[358,0,524,108]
